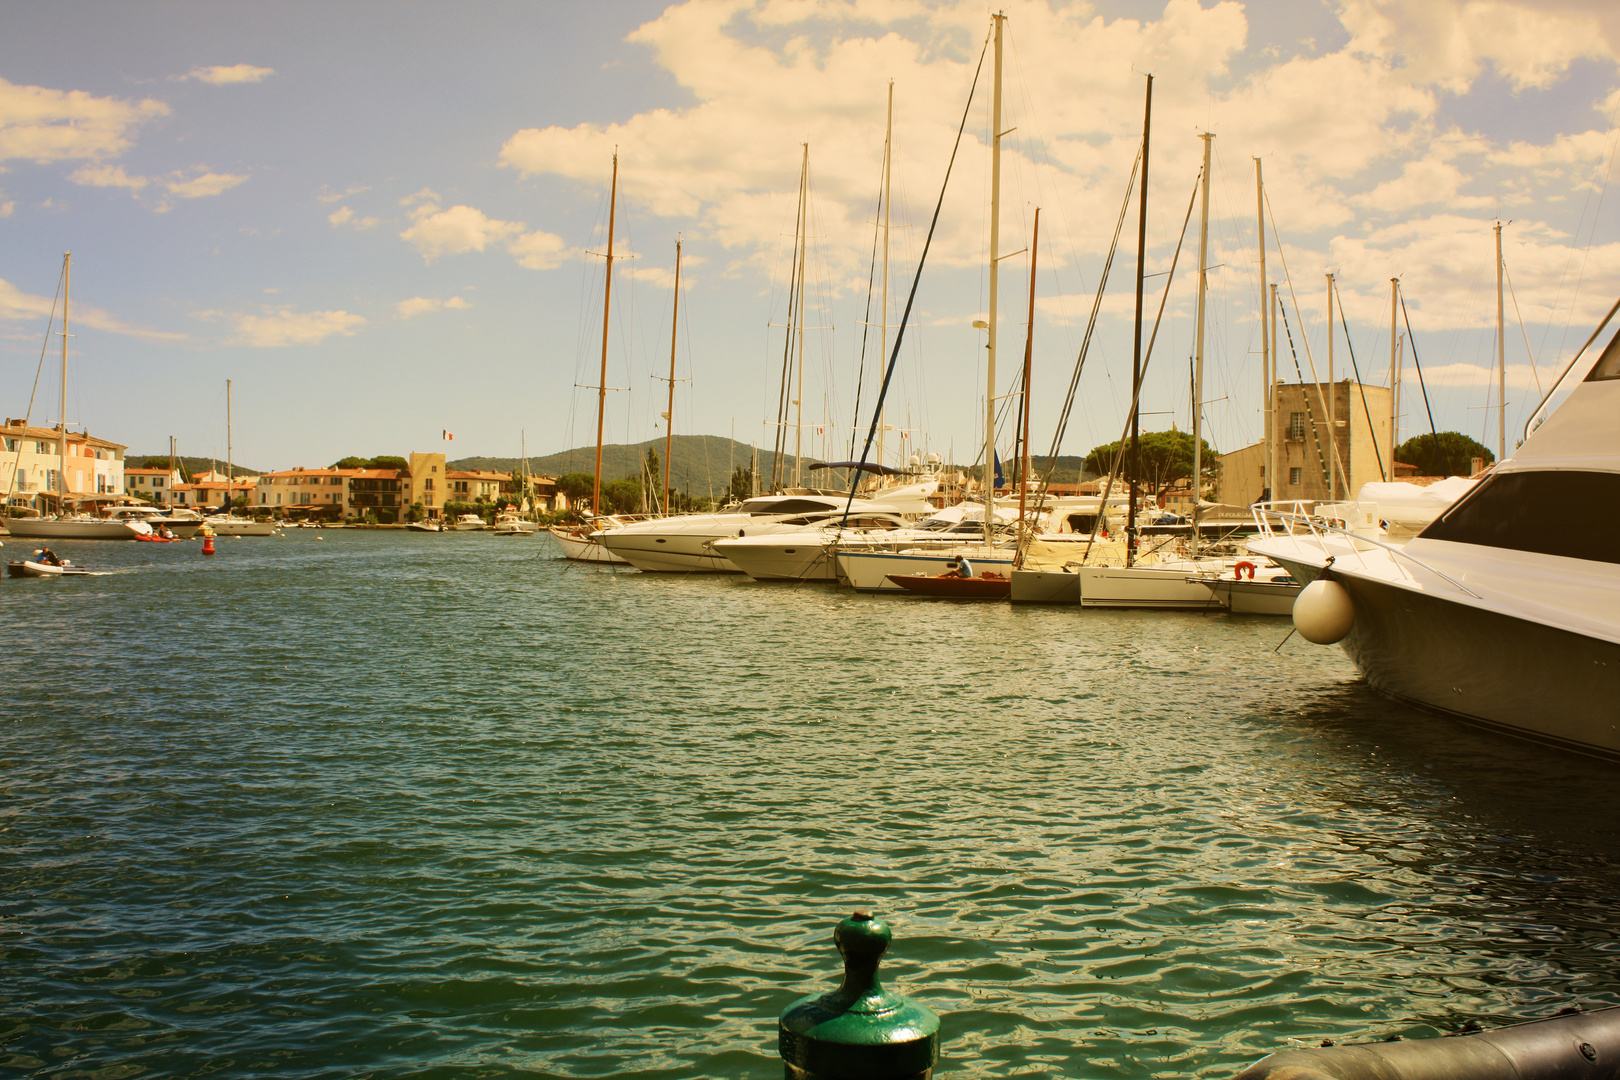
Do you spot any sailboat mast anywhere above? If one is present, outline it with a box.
[1495,221,1505,462]
[1127,74,1152,568]
[1255,159,1273,501]
[226,378,233,512]
[1389,277,1399,481]
[793,144,809,489]
[1271,282,1279,494]
[664,238,681,516]
[1016,208,1039,557]
[1192,132,1213,559]
[983,12,1005,548]
[594,152,619,516]
[879,81,893,472]
[59,252,69,508]
[1326,274,1336,499]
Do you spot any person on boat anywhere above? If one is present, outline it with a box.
[160,527,176,539]
[955,557,975,579]
[37,548,62,566]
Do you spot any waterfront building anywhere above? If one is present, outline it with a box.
[124,467,183,502]
[173,471,257,510]
[1,420,127,508]
[407,452,447,520]
[446,469,513,504]
[1216,381,1393,506]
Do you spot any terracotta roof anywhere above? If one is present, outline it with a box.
[1,421,126,450]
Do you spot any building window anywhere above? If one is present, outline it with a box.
[1288,412,1306,440]
[1289,467,1302,485]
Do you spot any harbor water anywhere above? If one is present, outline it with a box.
[3,531,1618,1078]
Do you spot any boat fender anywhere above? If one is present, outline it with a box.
[1234,560,1257,580]
[1231,1005,1620,1080]
[1293,578,1354,645]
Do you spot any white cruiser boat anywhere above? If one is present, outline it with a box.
[452,513,488,531]
[710,504,1007,582]
[205,514,276,536]
[1249,302,1620,760]
[595,483,939,573]
[106,505,204,539]
[6,514,151,540]
[548,516,636,564]
[491,510,539,536]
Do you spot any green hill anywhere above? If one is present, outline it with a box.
[452,435,822,500]
[126,455,260,479]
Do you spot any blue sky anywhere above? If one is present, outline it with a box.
[2,0,1617,473]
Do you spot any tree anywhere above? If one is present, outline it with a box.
[329,455,409,471]
[1084,430,1218,498]
[1394,432,1494,477]
[556,472,595,508]
[601,477,643,514]
[727,465,756,502]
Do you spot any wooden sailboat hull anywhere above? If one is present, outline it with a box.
[887,573,1011,599]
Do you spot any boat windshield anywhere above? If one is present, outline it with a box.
[738,497,840,516]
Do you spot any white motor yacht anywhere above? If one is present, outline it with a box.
[105,505,204,539]
[709,504,1002,582]
[452,513,488,531]
[6,513,151,540]
[206,513,276,536]
[595,482,939,573]
[1248,304,1620,760]
[491,510,539,536]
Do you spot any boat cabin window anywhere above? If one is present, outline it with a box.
[1587,327,1620,381]
[1420,470,1620,564]
[739,497,839,515]
[1066,513,1103,533]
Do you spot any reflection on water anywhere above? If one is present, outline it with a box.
[0,532,1615,1078]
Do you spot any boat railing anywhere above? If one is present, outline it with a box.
[1249,500,1481,600]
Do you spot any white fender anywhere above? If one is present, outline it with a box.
[1293,578,1355,644]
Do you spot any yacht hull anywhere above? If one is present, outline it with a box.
[1198,577,1299,615]
[547,527,628,564]
[1009,567,1083,605]
[6,518,144,540]
[597,530,740,573]
[208,518,276,536]
[1333,572,1620,761]
[1076,564,1231,609]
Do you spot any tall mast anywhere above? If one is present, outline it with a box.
[793,144,810,489]
[1270,283,1279,495]
[1254,159,1271,501]
[1127,74,1152,567]
[1389,277,1399,481]
[593,152,619,516]
[1326,274,1338,500]
[169,435,177,505]
[983,11,1005,548]
[1016,208,1039,561]
[226,377,233,512]
[664,238,682,516]
[1192,132,1213,558]
[59,252,69,508]
[879,81,893,472]
[1495,221,1506,463]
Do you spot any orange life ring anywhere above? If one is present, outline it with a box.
[1234,560,1257,580]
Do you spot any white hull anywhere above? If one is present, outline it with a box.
[598,529,740,573]
[548,526,629,564]
[1009,567,1082,605]
[207,517,276,536]
[1197,576,1300,615]
[1076,561,1232,609]
[7,518,146,540]
[404,522,441,532]
[837,547,1015,592]
[711,535,834,580]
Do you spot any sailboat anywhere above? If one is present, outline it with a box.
[7,253,152,541]
[205,379,274,535]
[548,153,632,564]
[493,432,541,535]
[1073,123,1242,607]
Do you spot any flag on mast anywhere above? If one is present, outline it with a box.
[443,430,454,441]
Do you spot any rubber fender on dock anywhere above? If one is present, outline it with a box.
[1232,1006,1620,1080]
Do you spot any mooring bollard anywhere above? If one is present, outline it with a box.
[778,912,940,1080]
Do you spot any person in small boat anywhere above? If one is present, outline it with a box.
[953,557,975,579]
[159,527,176,539]
[37,548,62,566]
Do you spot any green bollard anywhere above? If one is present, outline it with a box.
[778,912,941,1080]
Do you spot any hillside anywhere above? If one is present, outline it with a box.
[126,455,261,479]
[449,438,1098,496]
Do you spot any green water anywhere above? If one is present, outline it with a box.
[3,531,1618,1078]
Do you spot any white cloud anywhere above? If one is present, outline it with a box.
[0,196,12,218]
[164,170,248,198]
[0,75,168,163]
[329,204,379,229]
[318,184,370,204]
[68,163,148,191]
[508,228,573,269]
[0,278,185,341]
[396,296,472,318]
[219,308,367,347]
[399,197,523,262]
[181,64,275,85]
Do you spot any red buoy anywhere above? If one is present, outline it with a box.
[201,533,216,556]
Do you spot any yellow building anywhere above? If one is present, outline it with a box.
[407,452,447,520]
[1217,381,1394,505]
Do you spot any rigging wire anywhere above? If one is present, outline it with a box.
[3,261,65,507]
[1399,293,1447,475]
[840,26,991,523]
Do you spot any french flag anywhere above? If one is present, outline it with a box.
[443,430,454,441]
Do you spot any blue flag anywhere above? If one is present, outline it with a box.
[993,449,1005,490]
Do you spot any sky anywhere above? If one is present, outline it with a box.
[1,0,1617,474]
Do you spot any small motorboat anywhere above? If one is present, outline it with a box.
[404,520,442,532]
[133,532,185,543]
[887,569,1012,599]
[7,552,100,577]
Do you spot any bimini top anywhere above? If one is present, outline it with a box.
[807,461,904,476]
